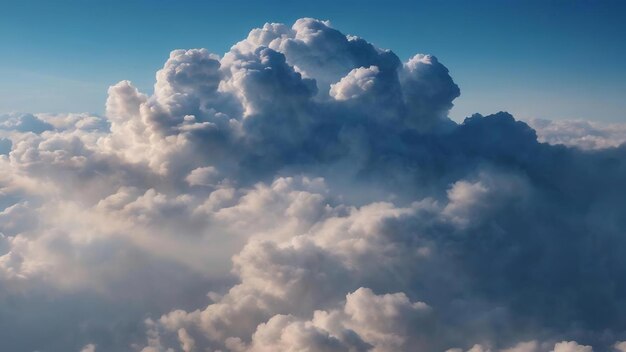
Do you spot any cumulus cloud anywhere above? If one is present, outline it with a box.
[614,342,626,352]
[186,166,220,187]
[80,344,97,352]
[552,342,593,352]
[528,118,626,150]
[1,17,626,352]
[0,112,54,133]
[329,66,381,101]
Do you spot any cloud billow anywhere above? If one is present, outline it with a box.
[1,18,626,352]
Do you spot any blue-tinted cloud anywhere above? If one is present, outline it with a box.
[0,113,54,133]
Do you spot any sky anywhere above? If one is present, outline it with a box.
[1,0,625,122]
[4,3,626,352]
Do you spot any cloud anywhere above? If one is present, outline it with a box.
[0,113,54,134]
[528,118,626,150]
[1,17,625,352]
[80,344,97,352]
[552,342,593,352]
[329,66,380,101]
[615,341,626,352]
[185,166,220,187]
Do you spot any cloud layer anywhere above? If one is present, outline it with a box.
[1,18,626,352]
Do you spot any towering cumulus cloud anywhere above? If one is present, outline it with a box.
[1,18,626,352]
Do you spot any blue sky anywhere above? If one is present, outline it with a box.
[1,0,625,122]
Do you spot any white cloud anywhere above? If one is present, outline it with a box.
[552,341,593,352]
[330,66,380,101]
[528,118,626,149]
[0,17,625,352]
[80,344,97,352]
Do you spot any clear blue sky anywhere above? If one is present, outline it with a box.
[1,0,625,122]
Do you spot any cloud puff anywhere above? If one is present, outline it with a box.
[1,18,626,352]
[330,66,381,101]
[528,118,626,150]
[0,113,54,134]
